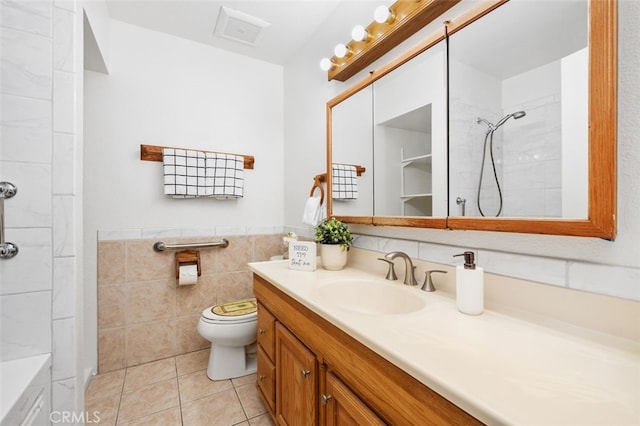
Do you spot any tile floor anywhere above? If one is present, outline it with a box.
[85,348,274,425]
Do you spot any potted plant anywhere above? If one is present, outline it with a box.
[314,218,353,270]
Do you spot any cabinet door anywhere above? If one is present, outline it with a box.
[276,323,318,425]
[324,372,385,426]
[257,346,275,415]
[257,302,276,361]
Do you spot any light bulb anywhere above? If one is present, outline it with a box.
[320,57,333,71]
[374,5,393,24]
[351,25,368,42]
[334,43,348,59]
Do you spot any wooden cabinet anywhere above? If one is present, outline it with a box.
[254,274,481,425]
[323,371,384,426]
[275,323,318,425]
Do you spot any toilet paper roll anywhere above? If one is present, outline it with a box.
[178,264,198,285]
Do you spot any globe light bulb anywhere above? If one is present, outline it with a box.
[374,5,392,24]
[351,25,368,42]
[320,57,333,71]
[334,43,348,59]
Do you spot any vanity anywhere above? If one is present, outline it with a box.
[250,259,639,425]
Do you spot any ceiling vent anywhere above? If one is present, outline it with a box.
[214,6,271,47]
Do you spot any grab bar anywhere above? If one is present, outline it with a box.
[0,182,18,259]
[153,239,229,252]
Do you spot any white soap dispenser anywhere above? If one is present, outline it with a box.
[453,251,483,315]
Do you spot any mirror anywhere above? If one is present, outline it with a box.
[327,0,616,238]
[448,0,588,219]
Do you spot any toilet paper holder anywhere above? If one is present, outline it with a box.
[175,250,201,278]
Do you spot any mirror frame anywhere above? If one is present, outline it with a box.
[326,0,616,239]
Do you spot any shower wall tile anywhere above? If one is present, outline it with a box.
[52,69,74,132]
[52,317,75,380]
[3,161,52,227]
[0,26,52,99]
[53,256,75,318]
[0,227,51,295]
[53,133,75,194]
[54,0,76,12]
[52,378,75,417]
[53,5,74,72]
[0,291,52,361]
[0,0,52,36]
[0,94,52,164]
[52,194,75,256]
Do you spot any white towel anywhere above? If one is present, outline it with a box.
[206,152,244,199]
[163,148,206,198]
[302,196,325,226]
[332,164,358,200]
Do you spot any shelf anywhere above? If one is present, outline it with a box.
[401,193,432,200]
[401,153,432,164]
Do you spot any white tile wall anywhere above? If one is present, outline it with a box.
[1,0,81,416]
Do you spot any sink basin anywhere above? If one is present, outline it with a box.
[314,279,426,315]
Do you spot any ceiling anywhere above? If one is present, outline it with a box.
[105,0,350,65]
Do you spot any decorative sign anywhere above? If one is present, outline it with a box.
[288,241,317,271]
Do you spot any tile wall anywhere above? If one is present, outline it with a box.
[0,0,81,415]
[96,233,285,373]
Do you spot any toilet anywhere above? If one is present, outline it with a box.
[197,298,258,380]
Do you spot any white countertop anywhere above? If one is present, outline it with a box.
[249,260,640,425]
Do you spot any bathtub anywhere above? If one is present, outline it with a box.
[0,354,51,426]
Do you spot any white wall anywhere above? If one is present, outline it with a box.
[0,0,84,415]
[284,0,640,301]
[83,19,284,373]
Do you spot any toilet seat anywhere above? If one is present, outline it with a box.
[201,298,257,324]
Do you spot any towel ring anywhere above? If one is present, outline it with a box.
[309,176,325,205]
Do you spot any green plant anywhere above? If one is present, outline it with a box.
[314,218,353,250]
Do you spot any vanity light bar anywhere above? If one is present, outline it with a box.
[323,0,461,82]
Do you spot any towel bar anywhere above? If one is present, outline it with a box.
[153,239,229,252]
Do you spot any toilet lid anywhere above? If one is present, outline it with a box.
[202,298,257,322]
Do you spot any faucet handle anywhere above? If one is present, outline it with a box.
[422,270,447,292]
[377,258,398,281]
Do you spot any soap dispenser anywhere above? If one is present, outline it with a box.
[453,251,483,315]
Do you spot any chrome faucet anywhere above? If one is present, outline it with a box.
[383,251,417,286]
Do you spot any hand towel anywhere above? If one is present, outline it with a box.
[302,195,324,226]
[206,152,244,199]
[332,164,358,200]
[163,148,206,198]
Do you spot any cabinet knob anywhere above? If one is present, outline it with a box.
[258,374,265,381]
[258,328,265,335]
[321,394,333,405]
[300,370,311,378]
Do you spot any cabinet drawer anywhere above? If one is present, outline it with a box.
[257,347,275,415]
[257,302,276,361]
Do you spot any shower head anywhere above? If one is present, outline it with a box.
[494,110,526,129]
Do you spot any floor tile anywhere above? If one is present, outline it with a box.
[117,406,182,426]
[123,357,176,393]
[175,348,210,376]
[248,413,275,426]
[232,373,256,388]
[236,382,267,419]
[177,369,233,403]
[181,388,246,426]
[117,377,179,424]
[85,393,120,426]
[86,369,125,402]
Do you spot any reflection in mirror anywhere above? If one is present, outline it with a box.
[331,85,373,217]
[373,40,447,217]
[448,0,588,218]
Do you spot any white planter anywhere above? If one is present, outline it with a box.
[320,244,348,270]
